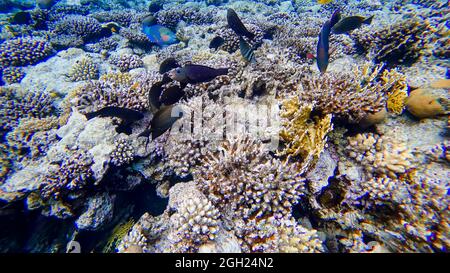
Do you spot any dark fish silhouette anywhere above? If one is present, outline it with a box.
[10,11,31,25]
[37,0,58,9]
[331,15,374,34]
[85,106,144,122]
[239,36,256,63]
[142,15,158,27]
[143,105,183,140]
[317,9,341,73]
[159,58,180,74]
[148,73,173,112]
[227,8,255,40]
[160,85,185,106]
[169,64,228,84]
[209,36,225,50]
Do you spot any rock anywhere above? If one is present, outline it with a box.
[306,150,337,194]
[75,193,115,231]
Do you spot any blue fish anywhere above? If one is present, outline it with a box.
[142,24,178,48]
[317,9,341,73]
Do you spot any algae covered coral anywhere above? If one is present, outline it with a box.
[0,0,449,254]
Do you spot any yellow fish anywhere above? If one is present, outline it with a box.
[318,0,333,4]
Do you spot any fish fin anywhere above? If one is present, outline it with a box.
[363,15,374,25]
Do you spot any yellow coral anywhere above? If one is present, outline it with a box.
[278,96,333,171]
[99,72,132,86]
[381,69,408,114]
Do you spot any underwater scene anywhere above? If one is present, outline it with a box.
[0,0,448,253]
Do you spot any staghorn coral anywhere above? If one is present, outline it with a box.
[277,219,325,253]
[278,97,333,172]
[110,138,135,166]
[1,67,25,84]
[109,53,144,72]
[296,62,388,123]
[68,57,99,82]
[353,17,432,66]
[0,37,54,67]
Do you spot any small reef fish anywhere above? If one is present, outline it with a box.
[331,15,374,34]
[316,9,341,73]
[148,105,183,140]
[318,0,333,4]
[85,106,144,122]
[101,22,121,33]
[227,8,255,40]
[239,36,256,63]
[159,58,180,74]
[10,11,32,25]
[159,85,186,106]
[142,21,178,48]
[148,74,173,112]
[209,36,225,50]
[169,64,229,84]
[37,0,58,9]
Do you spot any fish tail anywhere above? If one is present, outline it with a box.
[85,111,98,120]
[363,15,374,25]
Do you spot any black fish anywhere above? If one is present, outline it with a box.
[159,58,180,74]
[331,15,374,34]
[169,64,228,84]
[209,36,225,50]
[160,85,185,106]
[10,11,31,25]
[227,8,255,40]
[239,36,256,63]
[317,9,341,73]
[148,73,173,112]
[85,106,144,121]
[150,105,183,140]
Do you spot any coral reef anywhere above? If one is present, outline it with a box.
[68,57,99,82]
[1,67,25,84]
[109,53,144,72]
[0,37,54,67]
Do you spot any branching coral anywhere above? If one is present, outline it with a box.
[194,137,305,221]
[353,17,432,66]
[278,97,333,172]
[381,69,408,114]
[110,138,135,166]
[172,197,220,250]
[0,87,56,133]
[53,15,103,41]
[346,133,416,179]
[74,71,160,113]
[2,67,25,84]
[109,53,144,72]
[68,57,99,82]
[39,146,94,200]
[0,37,54,67]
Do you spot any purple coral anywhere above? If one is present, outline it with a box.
[0,37,54,67]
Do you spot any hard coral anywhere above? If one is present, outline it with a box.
[353,17,432,66]
[2,67,25,84]
[0,37,54,67]
[110,138,135,166]
[109,53,144,72]
[53,15,103,42]
[278,97,333,172]
[68,57,99,82]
